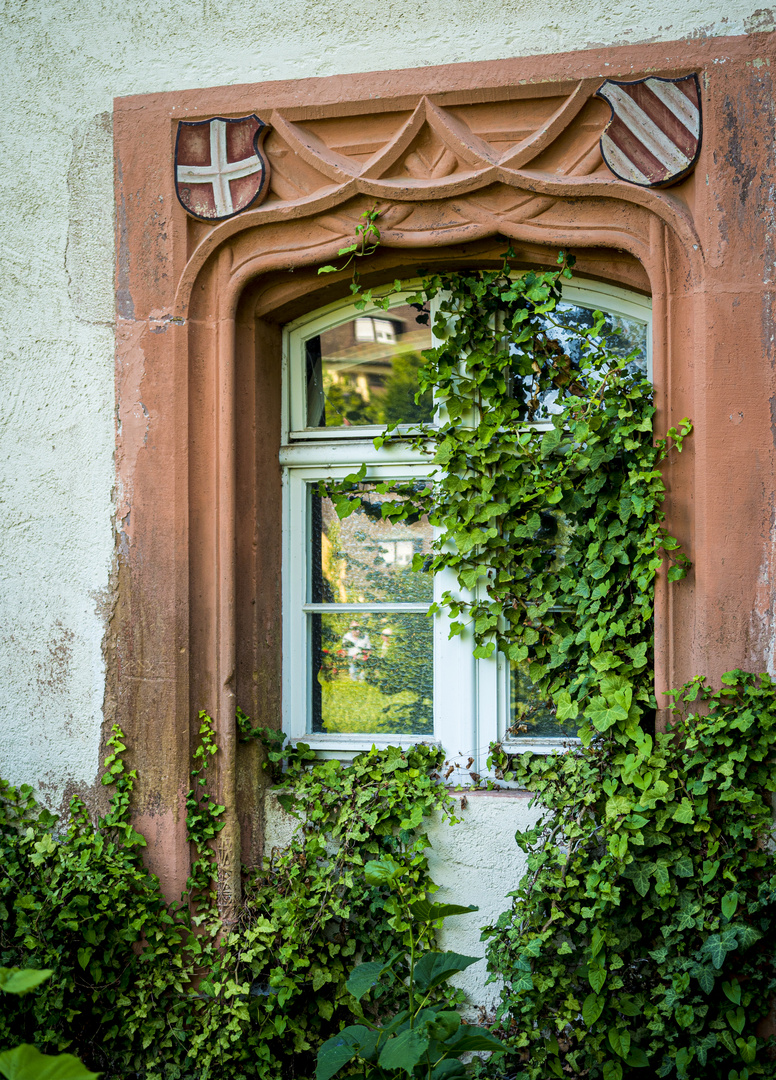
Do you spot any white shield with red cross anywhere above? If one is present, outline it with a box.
[175,115,270,221]
[596,75,701,188]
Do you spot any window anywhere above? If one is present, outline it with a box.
[282,281,651,768]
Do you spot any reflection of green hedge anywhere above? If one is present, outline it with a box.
[317,611,433,735]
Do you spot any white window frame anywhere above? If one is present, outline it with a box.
[281,282,652,771]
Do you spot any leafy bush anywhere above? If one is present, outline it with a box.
[316,854,507,1080]
[0,722,457,1080]
[484,671,776,1080]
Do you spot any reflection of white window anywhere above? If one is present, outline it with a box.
[282,285,652,768]
[354,316,398,344]
[354,317,375,342]
[379,540,415,566]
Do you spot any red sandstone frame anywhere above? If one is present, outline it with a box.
[112,34,776,911]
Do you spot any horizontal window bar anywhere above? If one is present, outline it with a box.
[303,602,430,613]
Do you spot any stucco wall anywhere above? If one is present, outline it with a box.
[264,788,544,1013]
[0,0,773,801]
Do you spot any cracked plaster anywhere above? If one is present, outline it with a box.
[0,0,772,806]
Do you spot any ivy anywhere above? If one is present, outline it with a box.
[324,249,690,738]
[483,671,776,1079]
[0,723,457,1079]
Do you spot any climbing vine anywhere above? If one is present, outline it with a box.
[483,671,776,1080]
[324,248,690,740]
[0,722,457,1079]
[319,227,776,1078]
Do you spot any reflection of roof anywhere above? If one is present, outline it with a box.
[321,328,430,374]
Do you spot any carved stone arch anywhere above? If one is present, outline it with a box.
[114,35,775,908]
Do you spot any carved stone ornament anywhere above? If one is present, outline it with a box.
[595,75,702,187]
[115,36,776,910]
[175,115,270,220]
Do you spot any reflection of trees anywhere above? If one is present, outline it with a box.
[323,349,432,426]
[366,616,433,733]
[381,351,433,424]
[315,491,434,734]
[315,611,433,735]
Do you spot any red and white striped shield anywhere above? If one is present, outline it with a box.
[175,115,270,221]
[596,75,701,188]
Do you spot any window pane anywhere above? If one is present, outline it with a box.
[311,611,433,735]
[510,304,648,421]
[510,660,579,740]
[310,487,434,604]
[305,303,433,428]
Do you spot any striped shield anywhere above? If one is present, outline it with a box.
[596,75,701,188]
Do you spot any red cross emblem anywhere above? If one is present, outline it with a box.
[175,115,270,221]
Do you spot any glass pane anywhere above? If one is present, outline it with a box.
[509,660,579,740]
[311,612,433,734]
[511,304,648,421]
[305,303,433,428]
[310,487,433,604]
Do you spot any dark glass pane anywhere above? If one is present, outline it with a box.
[511,304,648,421]
[310,487,433,604]
[311,611,433,734]
[305,303,433,428]
[510,660,579,740]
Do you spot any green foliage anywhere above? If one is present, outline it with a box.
[0,967,99,1080]
[483,671,776,1079]
[0,722,456,1079]
[325,250,690,738]
[316,854,506,1080]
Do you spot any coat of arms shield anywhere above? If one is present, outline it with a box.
[595,74,701,188]
[175,115,270,221]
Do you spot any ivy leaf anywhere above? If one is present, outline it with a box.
[672,799,694,824]
[728,1007,745,1035]
[722,980,741,1005]
[603,1061,623,1080]
[0,1045,100,1080]
[540,428,562,459]
[413,952,479,992]
[582,993,604,1026]
[625,1046,650,1068]
[608,1027,631,1059]
[555,692,578,722]
[587,696,626,732]
[673,855,694,878]
[701,934,729,970]
[623,862,652,897]
[721,892,738,920]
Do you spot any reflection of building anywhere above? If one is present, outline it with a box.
[319,494,432,604]
[309,304,430,410]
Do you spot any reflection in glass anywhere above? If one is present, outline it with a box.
[305,303,433,428]
[511,303,648,421]
[509,660,579,740]
[311,612,433,734]
[310,488,433,604]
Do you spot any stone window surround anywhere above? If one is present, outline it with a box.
[112,32,775,913]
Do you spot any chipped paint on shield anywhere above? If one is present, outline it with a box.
[596,75,702,188]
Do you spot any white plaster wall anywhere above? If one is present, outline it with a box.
[265,789,545,1009]
[0,0,773,803]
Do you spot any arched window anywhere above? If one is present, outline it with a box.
[281,280,652,768]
